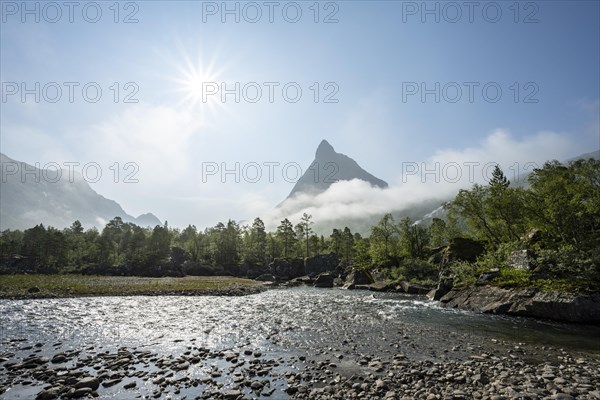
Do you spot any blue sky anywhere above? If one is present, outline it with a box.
[1,0,599,228]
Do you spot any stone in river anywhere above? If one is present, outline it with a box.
[123,381,137,389]
[250,381,264,390]
[36,387,61,400]
[75,377,99,390]
[51,354,67,364]
[102,378,122,387]
[72,387,93,398]
[223,389,242,399]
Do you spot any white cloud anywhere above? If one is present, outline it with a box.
[85,103,201,183]
[262,129,583,229]
[69,103,205,220]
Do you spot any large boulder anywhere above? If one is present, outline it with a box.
[342,269,373,289]
[305,253,340,275]
[430,237,486,298]
[438,238,485,272]
[439,285,600,323]
[313,273,335,288]
[240,262,268,279]
[399,281,429,295]
[448,237,485,261]
[268,258,304,279]
[427,281,454,300]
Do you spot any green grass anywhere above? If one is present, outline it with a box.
[490,269,596,293]
[492,268,532,288]
[0,275,262,298]
[532,278,595,293]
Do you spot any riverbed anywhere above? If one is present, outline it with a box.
[2,287,599,399]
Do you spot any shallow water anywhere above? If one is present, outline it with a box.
[2,287,600,399]
[2,287,599,355]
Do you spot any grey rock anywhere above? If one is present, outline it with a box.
[439,286,600,323]
[313,273,335,288]
[399,281,429,294]
[343,269,373,288]
[123,381,137,389]
[72,387,93,398]
[305,253,340,276]
[36,387,61,400]
[268,258,304,279]
[75,377,99,390]
[223,389,242,399]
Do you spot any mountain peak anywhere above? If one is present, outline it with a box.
[316,139,335,157]
[284,140,388,200]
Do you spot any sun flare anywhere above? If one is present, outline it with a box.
[182,63,219,104]
[167,46,229,120]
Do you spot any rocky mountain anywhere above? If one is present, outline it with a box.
[0,153,161,231]
[277,143,600,235]
[286,140,388,199]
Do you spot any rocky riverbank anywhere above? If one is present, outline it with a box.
[437,285,600,324]
[2,287,599,399]
[2,333,599,399]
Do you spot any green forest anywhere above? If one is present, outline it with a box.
[1,159,599,292]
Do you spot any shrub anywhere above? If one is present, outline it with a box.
[450,261,486,288]
[476,241,524,271]
[493,268,532,288]
[534,245,599,280]
[390,258,438,283]
[182,260,216,276]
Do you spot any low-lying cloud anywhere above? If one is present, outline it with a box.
[259,129,585,229]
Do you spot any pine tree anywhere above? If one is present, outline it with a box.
[276,218,296,259]
[299,213,314,258]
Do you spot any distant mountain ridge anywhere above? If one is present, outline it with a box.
[285,139,388,199]
[512,149,600,188]
[0,153,161,230]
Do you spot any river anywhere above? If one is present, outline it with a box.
[1,287,599,399]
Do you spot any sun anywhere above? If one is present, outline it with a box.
[180,62,219,106]
[166,45,229,120]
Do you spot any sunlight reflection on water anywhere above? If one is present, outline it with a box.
[1,287,599,354]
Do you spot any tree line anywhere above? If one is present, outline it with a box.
[1,158,598,289]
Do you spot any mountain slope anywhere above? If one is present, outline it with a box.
[286,140,388,199]
[0,153,161,230]
[512,149,600,188]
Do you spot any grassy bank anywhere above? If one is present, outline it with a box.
[0,275,264,299]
